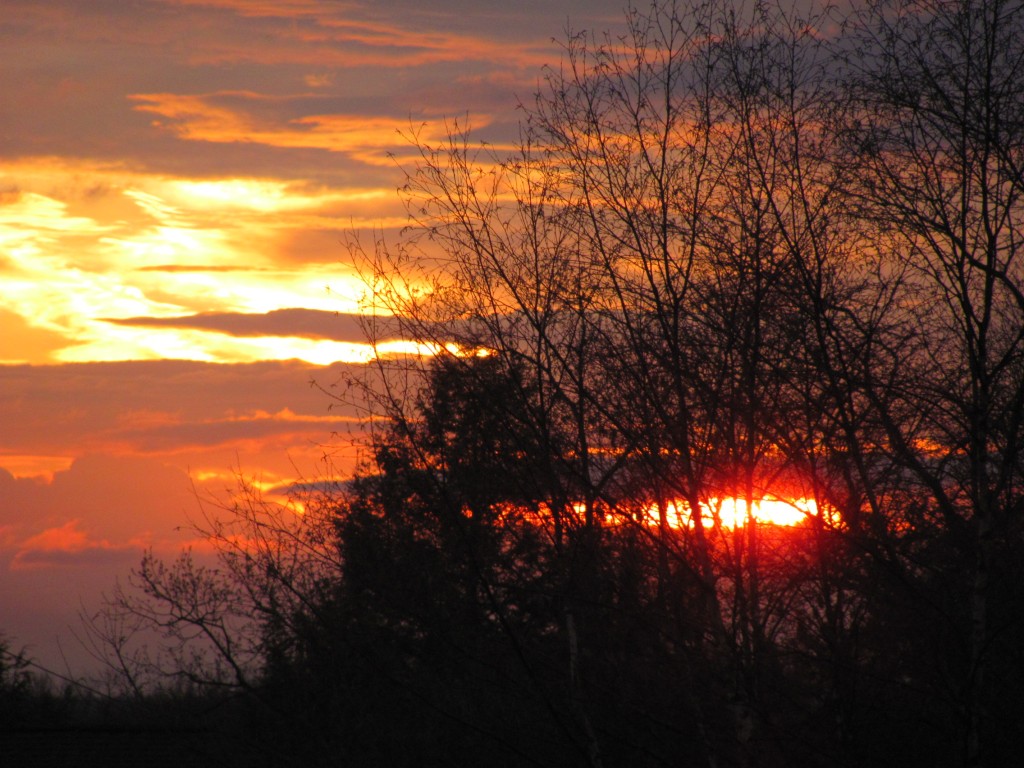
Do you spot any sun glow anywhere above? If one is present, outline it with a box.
[649,496,821,529]
[713,496,817,527]
[0,160,410,365]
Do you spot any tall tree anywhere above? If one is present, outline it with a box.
[358,2,869,764]
[836,1,1024,763]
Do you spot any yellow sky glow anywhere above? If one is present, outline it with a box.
[0,160,409,365]
[650,497,823,529]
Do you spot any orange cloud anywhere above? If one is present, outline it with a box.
[11,520,138,571]
[20,520,94,553]
[131,91,480,163]
[167,0,331,19]
[0,455,74,481]
[0,360,366,484]
[0,308,73,365]
[163,0,553,70]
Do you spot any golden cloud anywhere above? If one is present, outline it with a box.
[0,454,74,481]
[0,158,408,364]
[131,92,483,164]
[11,520,138,571]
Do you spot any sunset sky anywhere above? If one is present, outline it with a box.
[0,0,624,675]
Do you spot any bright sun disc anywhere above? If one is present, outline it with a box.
[713,496,817,527]
[647,496,820,528]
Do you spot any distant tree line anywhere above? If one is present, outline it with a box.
[81,1,1024,766]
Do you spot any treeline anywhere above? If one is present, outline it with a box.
[1,637,257,767]
[84,1,1024,766]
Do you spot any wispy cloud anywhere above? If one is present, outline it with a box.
[130,92,479,164]
[162,0,559,69]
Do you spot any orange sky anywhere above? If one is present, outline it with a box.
[0,0,624,675]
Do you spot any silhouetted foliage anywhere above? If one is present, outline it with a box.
[90,2,1024,766]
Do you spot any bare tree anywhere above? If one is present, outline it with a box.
[85,475,342,700]
[354,2,873,764]
[832,0,1024,763]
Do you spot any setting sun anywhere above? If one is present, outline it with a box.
[647,495,821,529]
[4,2,1020,766]
[712,496,818,527]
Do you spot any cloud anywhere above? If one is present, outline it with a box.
[103,308,399,342]
[0,359,368,580]
[0,160,406,363]
[10,520,138,571]
[0,456,210,674]
[0,455,199,540]
[11,546,136,569]
[130,92,480,164]
[137,264,271,273]
[0,359,363,456]
[304,73,333,88]
[116,408,364,453]
[162,0,563,69]
[267,477,350,497]
[0,308,74,364]
[2,0,624,176]
[96,309,458,367]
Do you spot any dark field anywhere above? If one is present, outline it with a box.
[2,727,260,768]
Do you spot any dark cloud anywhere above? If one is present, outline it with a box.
[103,308,400,343]
[268,478,351,497]
[12,543,139,571]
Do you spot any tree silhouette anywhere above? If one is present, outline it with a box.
[93,2,1024,766]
